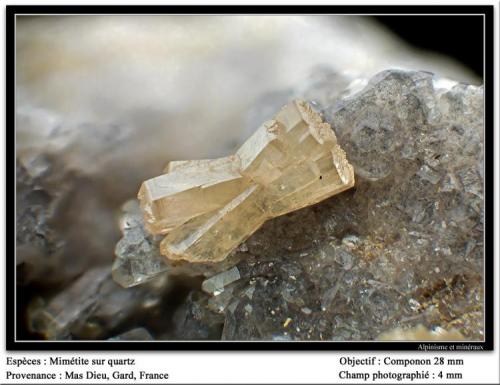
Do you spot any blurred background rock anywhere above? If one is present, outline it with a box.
[15,15,484,340]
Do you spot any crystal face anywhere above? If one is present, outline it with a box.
[138,100,355,263]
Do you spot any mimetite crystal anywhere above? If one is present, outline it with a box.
[138,100,355,263]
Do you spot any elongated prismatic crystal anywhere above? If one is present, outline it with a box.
[138,100,355,263]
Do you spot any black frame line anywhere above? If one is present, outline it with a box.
[5,4,494,351]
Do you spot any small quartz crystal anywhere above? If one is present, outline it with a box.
[138,100,355,263]
[201,267,241,296]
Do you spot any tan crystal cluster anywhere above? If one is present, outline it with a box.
[138,100,355,263]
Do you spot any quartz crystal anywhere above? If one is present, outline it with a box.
[201,267,241,296]
[29,267,170,340]
[138,100,355,263]
[112,201,169,287]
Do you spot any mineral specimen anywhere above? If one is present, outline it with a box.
[108,69,484,342]
[28,68,483,342]
[138,100,355,263]
[216,70,484,341]
[112,200,247,288]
